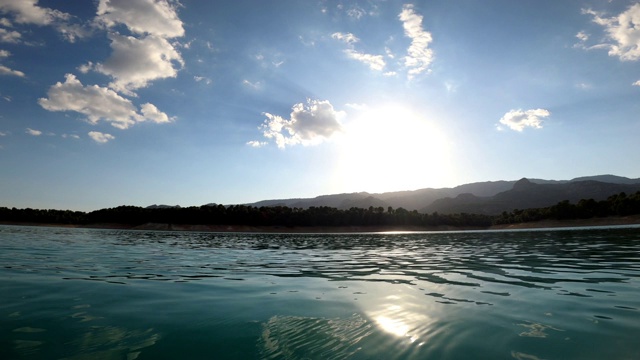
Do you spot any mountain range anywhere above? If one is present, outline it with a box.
[230,175,640,215]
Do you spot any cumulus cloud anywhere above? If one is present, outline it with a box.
[499,109,550,132]
[331,32,386,71]
[25,128,42,136]
[38,73,172,129]
[582,4,640,61]
[0,0,87,42]
[258,99,344,148]
[96,0,184,38]
[140,102,174,124]
[0,0,69,26]
[399,4,434,79]
[633,80,640,86]
[88,131,115,143]
[95,33,183,95]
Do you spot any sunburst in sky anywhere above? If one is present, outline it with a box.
[1,0,639,210]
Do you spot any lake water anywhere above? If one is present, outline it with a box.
[1,225,639,359]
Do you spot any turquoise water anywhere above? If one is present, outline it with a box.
[1,225,639,359]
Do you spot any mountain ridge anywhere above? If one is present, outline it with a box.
[231,175,640,215]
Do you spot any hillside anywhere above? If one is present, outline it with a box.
[241,175,640,214]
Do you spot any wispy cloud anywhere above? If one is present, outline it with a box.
[399,4,434,79]
[581,4,640,61]
[498,109,550,132]
[246,140,267,148]
[331,32,386,71]
[194,76,212,85]
[25,127,42,136]
[256,99,344,148]
[242,79,261,90]
[0,64,25,77]
[0,50,25,77]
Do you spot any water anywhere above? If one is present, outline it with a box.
[1,225,639,360]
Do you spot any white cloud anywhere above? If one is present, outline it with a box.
[0,64,24,77]
[0,0,86,42]
[140,102,173,124]
[96,0,184,38]
[242,79,261,89]
[0,131,7,136]
[583,4,640,61]
[246,140,267,148]
[332,32,386,71]
[0,49,24,77]
[77,61,94,74]
[0,28,22,43]
[61,133,80,139]
[347,5,367,20]
[633,80,640,86]
[25,128,42,136]
[344,49,386,71]
[38,73,171,129]
[0,0,69,26]
[194,76,211,84]
[576,30,589,42]
[88,131,115,143]
[399,4,434,79]
[499,109,550,132]
[39,74,140,129]
[0,17,11,27]
[259,99,344,148]
[95,33,183,95]
[331,32,359,45]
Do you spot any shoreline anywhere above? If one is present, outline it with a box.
[2,214,640,233]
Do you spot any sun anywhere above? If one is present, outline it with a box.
[333,104,455,194]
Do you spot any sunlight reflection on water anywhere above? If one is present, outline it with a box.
[1,225,639,359]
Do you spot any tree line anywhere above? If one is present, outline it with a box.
[1,191,639,229]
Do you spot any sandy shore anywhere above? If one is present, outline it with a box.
[3,215,640,233]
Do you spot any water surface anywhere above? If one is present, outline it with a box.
[1,225,639,359]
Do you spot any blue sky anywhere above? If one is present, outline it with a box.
[1,0,639,211]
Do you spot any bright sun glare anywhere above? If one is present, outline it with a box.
[334,104,454,193]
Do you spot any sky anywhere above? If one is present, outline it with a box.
[1,0,639,211]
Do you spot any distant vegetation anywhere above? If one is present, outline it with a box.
[1,191,639,229]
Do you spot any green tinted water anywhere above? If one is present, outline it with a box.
[1,225,639,359]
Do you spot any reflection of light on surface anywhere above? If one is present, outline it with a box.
[370,294,432,344]
[376,316,410,337]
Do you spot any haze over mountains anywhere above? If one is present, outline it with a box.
[231,175,640,215]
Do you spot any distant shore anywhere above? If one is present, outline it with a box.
[2,214,640,233]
